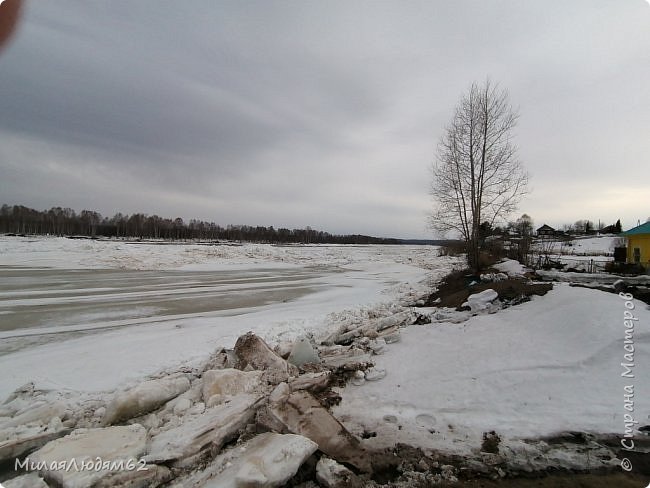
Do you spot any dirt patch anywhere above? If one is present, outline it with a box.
[570,283,650,306]
[362,443,647,487]
[481,431,501,453]
[422,268,552,309]
[437,472,649,487]
[369,443,445,484]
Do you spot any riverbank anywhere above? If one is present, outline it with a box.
[0,237,648,486]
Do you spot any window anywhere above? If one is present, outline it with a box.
[633,247,641,263]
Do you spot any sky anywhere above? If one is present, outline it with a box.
[0,1,648,239]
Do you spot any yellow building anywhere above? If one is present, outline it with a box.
[622,221,650,270]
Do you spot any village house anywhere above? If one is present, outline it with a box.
[622,221,650,270]
[536,224,556,237]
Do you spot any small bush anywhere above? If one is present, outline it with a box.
[438,241,466,256]
[478,251,499,269]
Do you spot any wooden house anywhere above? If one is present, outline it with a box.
[536,224,556,237]
[622,221,650,270]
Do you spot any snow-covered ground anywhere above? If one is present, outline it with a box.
[564,235,622,255]
[0,236,449,271]
[531,235,622,272]
[336,283,650,454]
[534,234,621,258]
[2,235,648,464]
[533,235,621,256]
[0,236,459,400]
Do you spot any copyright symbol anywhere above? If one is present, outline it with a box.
[620,458,633,472]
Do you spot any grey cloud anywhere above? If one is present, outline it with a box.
[0,0,648,237]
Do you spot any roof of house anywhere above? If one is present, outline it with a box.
[537,224,555,231]
[622,221,650,236]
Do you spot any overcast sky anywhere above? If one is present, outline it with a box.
[0,1,648,238]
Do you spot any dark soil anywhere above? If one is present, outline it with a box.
[570,283,650,306]
[438,472,649,487]
[422,268,552,309]
[366,443,650,487]
[623,286,650,305]
[480,431,501,454]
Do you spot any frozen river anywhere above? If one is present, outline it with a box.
[0,265,330,354]
[0,238,438,397]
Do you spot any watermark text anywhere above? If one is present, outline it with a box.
[619,291,640,472]
[15,456,148,473]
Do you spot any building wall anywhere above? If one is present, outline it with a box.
[627,234,650,268]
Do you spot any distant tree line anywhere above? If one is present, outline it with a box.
[474,214,624,267]
[477,215,623,239]
[0,204,401,245]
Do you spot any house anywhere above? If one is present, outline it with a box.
[600,224,619,234]
[536,224,556,237]
[621,221,650,270]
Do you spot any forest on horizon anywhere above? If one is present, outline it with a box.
[0,204,404,245]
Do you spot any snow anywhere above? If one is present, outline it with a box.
[0,236,450,271]
[335,284,650,453]
[461,289,499,312]
[493,258,530,277]
[537,270,650,285]
[4,235,647,464]
[0,236,459,399]
[566,235,622,255]
[533,235,621,257]
[316,457,356,488]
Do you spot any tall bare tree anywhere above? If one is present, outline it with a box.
[430,79,528,271]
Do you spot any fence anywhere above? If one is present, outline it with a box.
[532,254,612,274]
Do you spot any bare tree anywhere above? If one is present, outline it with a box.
[515,213,533,237]
[430,79,528,271]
